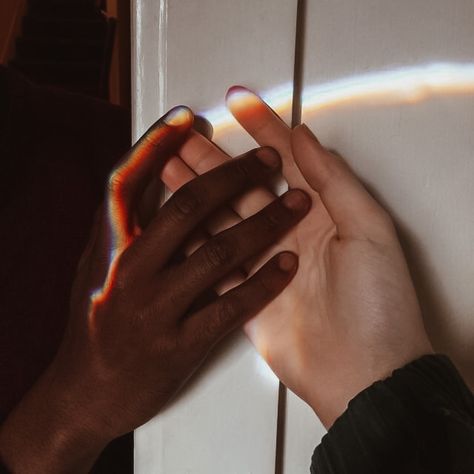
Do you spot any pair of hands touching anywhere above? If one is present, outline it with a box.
[0,88,433,473]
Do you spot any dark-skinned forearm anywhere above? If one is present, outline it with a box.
[0,362,110,474]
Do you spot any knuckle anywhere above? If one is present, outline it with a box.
[113,259,133,292]
[254,271,274,298]
[262,206,284,231]
[203,237,232,268]
[155,332,180,355]
[216,297,240,325]
[167,287,186,312]
[319,155,343,191]
[206,298,241,339]
[106,169,125,197]
[169,185,201,222]
[231,158,253,183]
[112,246,144,294]
[374,208,396,234]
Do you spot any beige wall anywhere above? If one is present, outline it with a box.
[0,0,26,64]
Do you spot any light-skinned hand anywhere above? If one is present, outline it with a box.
[159,89,434,428]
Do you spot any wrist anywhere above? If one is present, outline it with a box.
[309,348,435,429]
[0,364,111,473]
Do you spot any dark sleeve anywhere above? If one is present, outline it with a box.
[310,354,474,474]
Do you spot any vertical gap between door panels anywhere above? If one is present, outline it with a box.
[274,0,307,472]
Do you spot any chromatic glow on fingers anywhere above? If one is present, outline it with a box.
[200,62,474,135]
[90,253,122,307]
[204,83,293,135]
[106,126,169,253]
[91,106,193,313]
[106,106,193,257]
[163,106,194,127]
[226,83,293,117]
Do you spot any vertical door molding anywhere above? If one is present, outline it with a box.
[132,0,168,141]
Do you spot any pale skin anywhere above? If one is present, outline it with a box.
[159,87,434,428]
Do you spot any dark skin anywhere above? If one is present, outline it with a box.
[0,106,311,473]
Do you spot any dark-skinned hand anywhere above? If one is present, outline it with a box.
[0,106,311,473]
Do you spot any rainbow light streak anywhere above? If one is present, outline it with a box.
[89,106,193,310]
[89,160,143,310]
[201,62,474,134]
[106,133,167,253]
[89,147,150,309]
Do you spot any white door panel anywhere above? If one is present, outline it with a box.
[133,1,474,472]
[283,1,474,471]
[132,1,298,472]
[282,390,325,474]
[301,0,474,379]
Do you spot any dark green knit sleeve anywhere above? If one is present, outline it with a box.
[310,355,474,474]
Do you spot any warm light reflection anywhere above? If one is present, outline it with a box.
[202,62,474,135]
[254,352,279,386]
[90,107,193,311]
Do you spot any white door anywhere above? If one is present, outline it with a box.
[132,1,474,472]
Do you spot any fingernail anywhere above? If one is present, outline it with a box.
[278,252,297,272]
[226,86,260,109]
[256,147,281,168]
[282,189,310,211]
[226,85,255,100]
[163,106,193,127]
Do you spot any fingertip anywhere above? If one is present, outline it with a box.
[193,115,214,139]
[142,106,194,145]
[163,105,194,128]
[140,106,194,151]
[225,85,255,101]
[281,189,312,214]
[260,252,298,295]
[277,251,298,273]
[225,85,262,113]
[255,146,281,169]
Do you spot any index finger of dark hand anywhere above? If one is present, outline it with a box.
[105,106,194,250]
[126,146,282,275]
